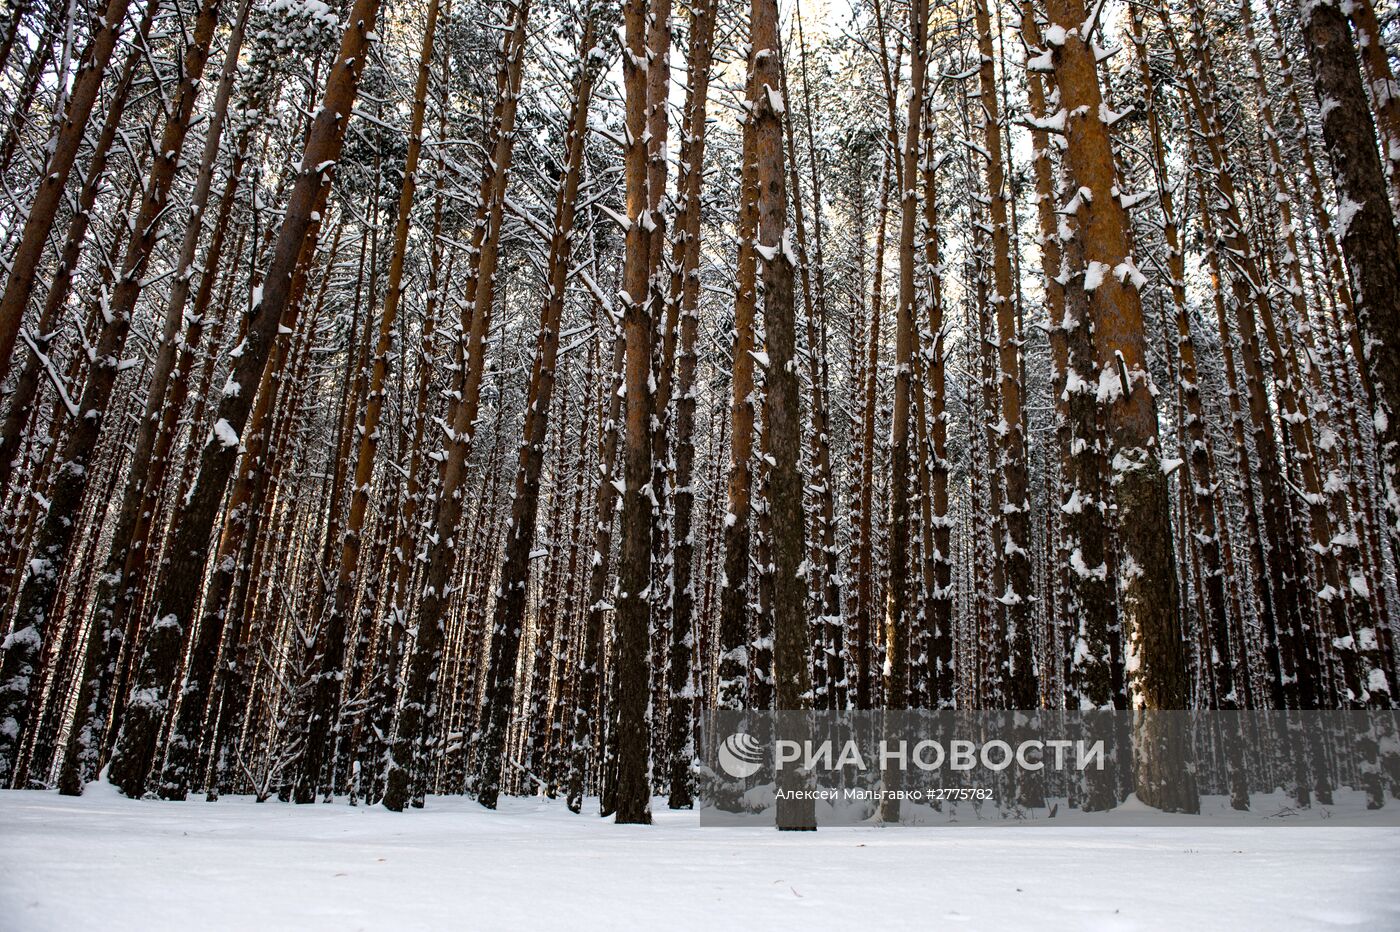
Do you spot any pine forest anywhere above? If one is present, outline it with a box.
[0,0,1398,829]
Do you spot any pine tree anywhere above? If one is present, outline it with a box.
[1041,0,1195,812]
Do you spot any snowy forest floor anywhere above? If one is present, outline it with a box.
[2,789,1399,930]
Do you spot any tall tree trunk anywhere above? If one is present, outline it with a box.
[788,7,843,711]
[1043,0,1195,812]
[745,0,811,832]
[297,0,443,804]
[664,0,715,811]
[716,70,761,716]
[643,0,674,796]
[853,154,892,711]
[975,0,1034,711]
[612,0,656,826]
[878,0,926,823]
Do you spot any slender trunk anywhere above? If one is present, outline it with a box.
[717,70,761,715]
[975,0,1034,710]
[664,0,715,811]
[878,0,926,823]
[791,7,843,710]
[854,155,891,711]
[744,0,810,831]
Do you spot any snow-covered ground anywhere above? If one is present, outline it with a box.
[2,788,1398,930]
